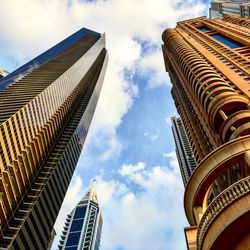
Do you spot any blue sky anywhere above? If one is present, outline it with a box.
[0,0,210,249]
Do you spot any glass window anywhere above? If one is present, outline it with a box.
[70,219,84,232]
[198,26,211,32]
[211,34,243,49]
[66,232,81,247]
[73,207,86,219]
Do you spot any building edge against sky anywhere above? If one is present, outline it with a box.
[171,117,197,186]
[58,180,103,250]
[162,15,250,249]
[0,28,107,249]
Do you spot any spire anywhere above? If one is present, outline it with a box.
[89,179,96,201]
[77,179,98,205]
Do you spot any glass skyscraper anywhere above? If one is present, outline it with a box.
[0,28,107,249]
[58,180,103,250]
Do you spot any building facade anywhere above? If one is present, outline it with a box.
[162,15,250,249]
[171,117,197,186]
[210,0,250,19]
[58,180,103,250]
[0,28,108,249]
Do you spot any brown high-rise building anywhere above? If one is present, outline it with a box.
[0,28,108,249]
[162,15,250,249]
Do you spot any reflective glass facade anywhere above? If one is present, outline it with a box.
[0,28,108,249]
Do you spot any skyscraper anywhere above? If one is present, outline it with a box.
[210,0,250,19]
[171,117,197,186]
[58,180,103,250]
[162,15,250,249]
[0,28,108,249]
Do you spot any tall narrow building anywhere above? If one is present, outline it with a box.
[162,15,250,249]
[58,180,103,250]
[0,28,108,249]
[171,117,197,186]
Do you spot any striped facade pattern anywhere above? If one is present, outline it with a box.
[162,16,250,249]
[0,29,107,249]
[171,117,197,186]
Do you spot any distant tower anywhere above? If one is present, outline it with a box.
[59,180,103,250]
[171,117,197,186]
[210,1,250,19]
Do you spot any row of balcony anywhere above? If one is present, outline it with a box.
[184,135,250,249]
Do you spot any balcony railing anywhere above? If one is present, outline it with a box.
[197,176,250,249]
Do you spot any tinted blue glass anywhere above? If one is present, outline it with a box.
[74,207,86,219]
[70,219,84,232]
[223,6,238,10]
[65,247,78,250]
[66,232,81,246]
[198,27,211,32]
[211,34,243,49]
[0,28,101,91]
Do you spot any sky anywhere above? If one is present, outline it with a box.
[0,0,210,249]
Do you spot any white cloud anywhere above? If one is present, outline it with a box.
[150,130,160,141]
[119,162,146,176]
[96,156,188,250]
[162,151,179,172]
[143,129,160,141]
[139,49,171,88]
[99,131,122,160]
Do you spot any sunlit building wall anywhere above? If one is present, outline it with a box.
[162,15,250,249]
[0,28,107,249]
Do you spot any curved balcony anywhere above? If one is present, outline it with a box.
[220,110,250,142]
[197,176,250,250]
[184,135,250,226]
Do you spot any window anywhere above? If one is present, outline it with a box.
[198,26,211,32]
[66,232,81,247]
[211,34,243,49]
[73,207,86,219]
[70,219,84,232]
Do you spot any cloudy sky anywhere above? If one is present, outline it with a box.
[0,0,210,249]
